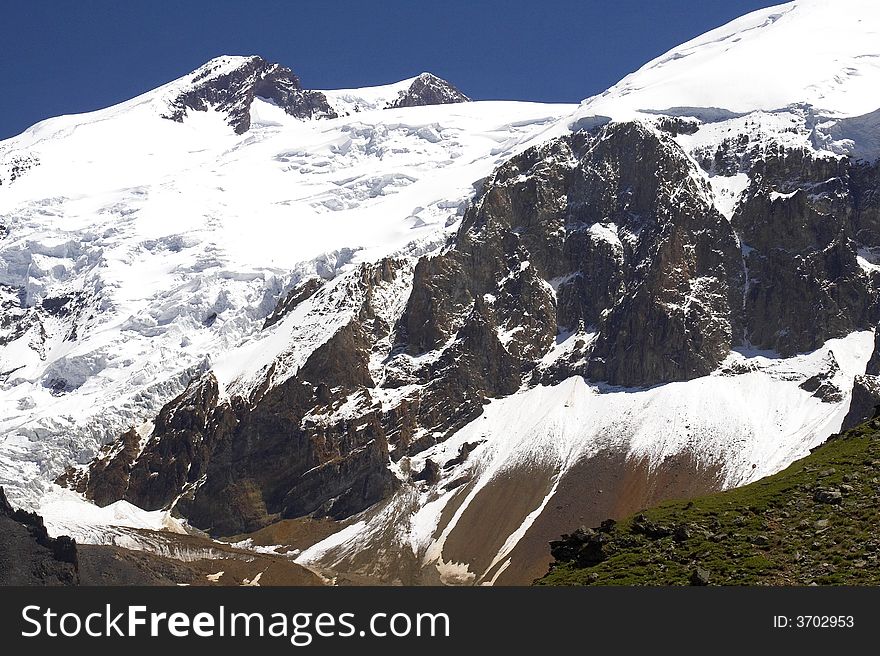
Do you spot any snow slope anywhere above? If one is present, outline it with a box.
[318,77,419,115]
[0,69,574,511]
[294,331,875,584]
[581,0,880,119]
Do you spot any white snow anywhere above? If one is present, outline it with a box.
[857,248,880,274]
[711,173,751,220]
[587,222,623,249]
[578,0,880,120]
[37,484,186,543]
[294,521,367,566]
[318,77,420,115]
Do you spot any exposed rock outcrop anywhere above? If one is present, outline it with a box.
[76,260,409,535]
[161,59,471,133]
[388,73,470,108]
[0,486,79,585]
[162,55,337,134]
[397,122,742,388]
[733,151,876,355]
[263,276,324,329]
[842,375,880,429]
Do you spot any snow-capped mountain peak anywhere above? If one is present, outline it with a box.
[159,55,337,133]
[583,0,880,119]
[0,52,573,518]
[320,71,470,116]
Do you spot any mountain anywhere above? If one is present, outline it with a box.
[537,411,880,585]
[320,72,470,115]
[1,0,880,586]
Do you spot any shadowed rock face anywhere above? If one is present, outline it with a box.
[77,116,880,564]
[74,260,407,536]
[843,375,880,429]
[868,328,880,376]
[397,123,742,388]
[733,150,877,356]
[843,331,880,429]
[388,73,470,108]
[0,486,79,585]
[162,56,337,134]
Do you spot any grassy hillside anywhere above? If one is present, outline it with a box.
[537,415,880,586]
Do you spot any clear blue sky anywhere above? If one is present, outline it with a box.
[0,0,780,140]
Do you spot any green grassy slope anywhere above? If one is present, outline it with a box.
[537,415,880,586]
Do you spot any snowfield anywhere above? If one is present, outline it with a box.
[579,0,880,119]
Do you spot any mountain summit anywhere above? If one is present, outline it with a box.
[160,55,338,133]
[582,0,880,118]
[158,55,470,134]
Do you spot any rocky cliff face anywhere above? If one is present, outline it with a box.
[388,73,470,108]
[75,259,410,536]
[2,1,876,588]
[844,329,880,428]
[0,486,79,585]
[730,145,877,355]
[162,56,338,134]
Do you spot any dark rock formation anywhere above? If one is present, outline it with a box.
[79,260,408,536]
[162,56,336,134]
[723,141,877,355]
[263,276,324,328]
[690,567,711,586]
[397,123,741,388]
[868,329,880,376]
[548,520,617,569]
[842,375,880,429]
[0,154,40,187]
[798,352,844,403]
[75,427,142,506]
[414,458,441,484]
[846,331,880,428]
[0,486,79,585]
[813,487,843,504]
[388,73,470,108]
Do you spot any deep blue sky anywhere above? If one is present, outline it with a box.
[0,0,781,140]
